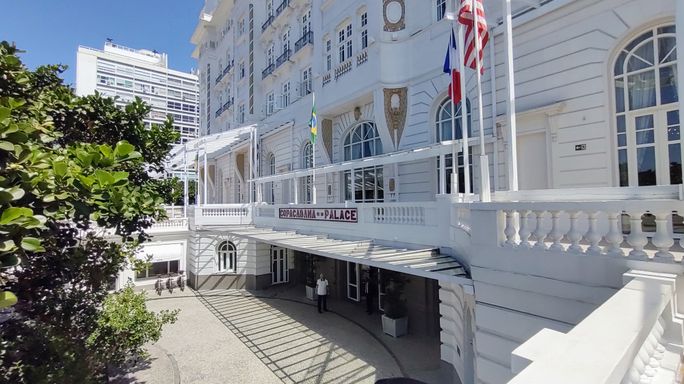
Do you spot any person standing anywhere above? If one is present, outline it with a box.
[365,269,378,314]
[316,273,329,313]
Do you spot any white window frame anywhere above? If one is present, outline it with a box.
[343,122,384,203]
[282,82,290,108]
[302,142,314,203]
[216,241,237,273]
[436,0,447,21]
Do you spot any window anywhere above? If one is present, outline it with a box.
[238,104,245,124]
[267,45,275,66]
[282,30,290,54]
[266,153,275,203]
[282,82,290,108]
[136,260,180,280]
[216,241,237,272]
[238,18,245,35]
[343,122,383,202]
[302,10,311,36]
[361,12,369,50]
[436,0,447,21]
[435,98,473,193]
[302,67,312,95]
[239,61,246,79]
[302,142,314,203]
[338,24,352,64]
[266,92,275,115]
[613,24,680,186]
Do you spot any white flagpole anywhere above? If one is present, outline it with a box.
[449,29,458,196]
[503,0,519,191]
[473,0,491,202]
[312,92,317,204]
[183,143,188,217]
[458,25,471,199]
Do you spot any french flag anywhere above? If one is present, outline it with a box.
[443,28,462,104]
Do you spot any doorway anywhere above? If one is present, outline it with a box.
[271,246,288,284]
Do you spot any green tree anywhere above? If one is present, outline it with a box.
[0,42,179,382]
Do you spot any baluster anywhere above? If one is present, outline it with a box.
[584,211,602,255]
[503,210,517,247]
[627,211,648,258]
[532,210,547,250]
[566,211,583,253]
[652,211,674,260]
[605,212,625,256]
[518,210,532,248]
[548,210,564,251]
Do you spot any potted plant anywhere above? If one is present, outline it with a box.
[305,254,317,301]
[381,272,409,337]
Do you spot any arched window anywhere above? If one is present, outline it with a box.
[302,142,314,203]
[435,98,473,193]
[614,24,679,186]
[343,122,384,202]
[216,241,237,273]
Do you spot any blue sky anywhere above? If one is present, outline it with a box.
[0,0,204,87]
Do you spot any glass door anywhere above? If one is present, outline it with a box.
[346,262,360,301]
[271,246,288,285]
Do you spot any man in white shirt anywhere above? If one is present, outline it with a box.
[316,273,329,313]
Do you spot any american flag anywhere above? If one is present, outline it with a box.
[458,0,489,73]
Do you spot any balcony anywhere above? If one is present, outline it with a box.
[276,0,290,15]
[261,14,275,32]
[275,49,291,68]
[194,204,253,227]
[262,63,275,79]
[334,59,352,80]
[214,97,233,118]
[214,60,234,85]
[294,31,313,54]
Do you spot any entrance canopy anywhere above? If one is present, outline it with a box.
[228,226,470,285]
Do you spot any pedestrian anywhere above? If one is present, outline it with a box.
[316,273,329,313]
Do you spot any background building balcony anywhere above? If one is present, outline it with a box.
[262,63,275,79]
[294,31,313,54]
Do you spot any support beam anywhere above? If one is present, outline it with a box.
[503,0,519,191]
[678,0,684,144]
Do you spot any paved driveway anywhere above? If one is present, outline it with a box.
[132,289,402,384]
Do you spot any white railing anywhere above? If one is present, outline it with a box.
[472,199,684,261]
[194,204,253,226]
[149,218,188,232]
[369,205,427,225]
[510,270,683,384]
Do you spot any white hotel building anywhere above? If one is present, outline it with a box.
[76,41,200,158]
[143,0,684,383]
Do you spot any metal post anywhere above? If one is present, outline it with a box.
[489,27,499,191]
[458,26,471,199]
[503,0,519,191]
[677,0,684,161]
[203,139,208,205]
[473,0,491,202]
[183,143,188,217]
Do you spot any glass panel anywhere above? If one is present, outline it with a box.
[669,143,682,185]
[659,65,678,104]
[617,115,626,133]
[363,140,372,158]
[151,261,169,276]
[375,139,382,156]
[352,143,362,160]
[658,37,677,64]
[615,78,625,113]
[440,103,451,121]
[354,170,363,201]
[658,26,676,35]
[344,171,352,201]
[376,167,384,201]
[348,262,357,284]
[628,71,656,110]
[668,110,680,126]
[625,31,653,52]
[635,130,654,145]
[348,285,357,299]
[617,133,627,147]
[636,146,657,186]
[635,115,654,130]
[344,146,351,161]
[169,260,179,273]
[363,168,375,201]
[618,148,629,187]
[614,51,627,75]
[627,41,654,72]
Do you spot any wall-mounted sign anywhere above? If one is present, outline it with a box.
[575,144,587,151]
[279,208,358,223]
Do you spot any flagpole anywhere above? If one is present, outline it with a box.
[312,92,317,205]
[449,30,458,196]
[473,0,491,202]
[458,25,471,200]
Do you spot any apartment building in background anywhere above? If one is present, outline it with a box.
[76,41,200,178]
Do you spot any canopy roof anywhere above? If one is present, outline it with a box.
[225,226,470,284]
[167,125,255,169]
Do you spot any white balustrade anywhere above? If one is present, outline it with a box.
[472,200,683,261]
[371,204,427,225]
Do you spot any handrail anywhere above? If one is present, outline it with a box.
[294,31,314,53]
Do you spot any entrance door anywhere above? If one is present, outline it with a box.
[624,109,681,186]
[271,246,288,284]
[346,261,360,301]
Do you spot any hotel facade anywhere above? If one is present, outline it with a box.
[139,0,684,383]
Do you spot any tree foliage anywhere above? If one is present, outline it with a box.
[0,42,179,382]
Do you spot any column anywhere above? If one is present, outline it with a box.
[677,1,684,134]
[503,0,519,191]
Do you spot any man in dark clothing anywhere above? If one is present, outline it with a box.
[365,270,378,314]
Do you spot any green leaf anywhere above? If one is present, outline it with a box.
[95,170,114,185]
[0,291,17,309]
[0,107,10,122]
[0,141,13,151]
[0,207,33,225]
[20,237,44,252]
[114,141,135,158]
[53,161,67,177]
[0,240,16,253]
[0,253,20,267]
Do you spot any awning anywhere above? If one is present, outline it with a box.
[167,124,255,169]
[226,226,470,285]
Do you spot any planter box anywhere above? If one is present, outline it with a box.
[305,285,315,301]
[382,314,408,338]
